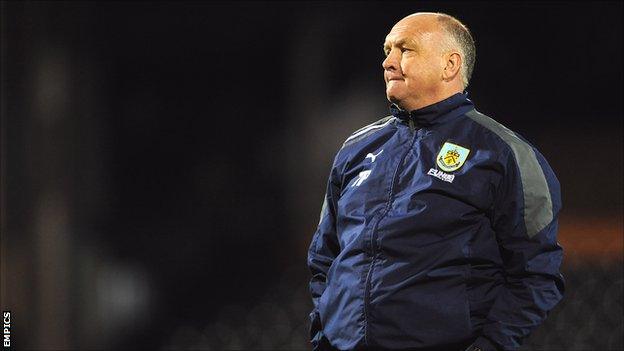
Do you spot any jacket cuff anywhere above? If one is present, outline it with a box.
[468,336,503,351]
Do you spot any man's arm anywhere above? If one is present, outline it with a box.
[471,146,565,351]
[307,161,342,350]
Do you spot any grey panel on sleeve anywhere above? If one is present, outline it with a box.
[466,109,553,237]
[318,196,328,226]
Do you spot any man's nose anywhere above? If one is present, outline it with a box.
[382,50,398,71]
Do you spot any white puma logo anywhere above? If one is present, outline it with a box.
[365,149,383,163]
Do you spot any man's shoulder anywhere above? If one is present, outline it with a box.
[464,109,557,180]
[327,115,397,172]
[341,115,396,149]
[463,109,537,156]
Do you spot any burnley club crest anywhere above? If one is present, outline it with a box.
[436,142,470,172]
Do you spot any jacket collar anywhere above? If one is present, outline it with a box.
[390,92,474,127]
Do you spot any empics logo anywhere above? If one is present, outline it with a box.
[2,311,10,348]
[436,142,470,172]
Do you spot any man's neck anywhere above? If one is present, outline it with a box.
[397,88,464,111]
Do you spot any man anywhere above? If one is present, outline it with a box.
[307,12,564,351]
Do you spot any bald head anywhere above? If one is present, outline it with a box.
[382,12,475,110]
[396,12,476,88]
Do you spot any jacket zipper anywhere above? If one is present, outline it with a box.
[363,118,418,345]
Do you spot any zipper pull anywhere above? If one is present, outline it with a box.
[408,118,415,132]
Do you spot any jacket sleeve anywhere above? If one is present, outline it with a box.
[307,158,342,350]
[473,146,565,351]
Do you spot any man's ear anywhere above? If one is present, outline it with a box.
[442,52,462,81]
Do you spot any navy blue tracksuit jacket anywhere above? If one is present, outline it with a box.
[307,93,564,351]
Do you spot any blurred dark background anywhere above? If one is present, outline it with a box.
[1,1,622,350]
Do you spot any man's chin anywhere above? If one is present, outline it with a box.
[386,93,405,108]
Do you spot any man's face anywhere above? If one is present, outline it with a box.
[382,15,448,111]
